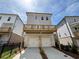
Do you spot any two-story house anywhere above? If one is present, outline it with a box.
[0,13,24,45]
[57,16,79,48]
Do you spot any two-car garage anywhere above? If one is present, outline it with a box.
[24,34,55,47]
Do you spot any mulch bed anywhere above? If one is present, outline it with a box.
[53,47,79,59]
[39,47,48,59]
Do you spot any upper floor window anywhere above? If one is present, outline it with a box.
[7,17,11,21]
[41,16,44,20]
[0,16,2,20]
[35,16,37,20]
[46,16,48,20]
[74,19,76,22]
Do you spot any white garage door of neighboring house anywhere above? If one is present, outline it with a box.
[76,40,79,47]
[41,37,52,47]
[27,37,39,47]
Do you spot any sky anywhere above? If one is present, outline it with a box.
[0,0,79,25]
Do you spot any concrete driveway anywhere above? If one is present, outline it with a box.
[13,47,74,59]
[20,47,42,59]
[43,47,74,59]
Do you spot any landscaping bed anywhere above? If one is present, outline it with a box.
[54,47,79,59]
[39,47,48,59]
[0,47,24,59]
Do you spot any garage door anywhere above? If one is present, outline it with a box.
[27,37,39,47]
[41,37,52,47]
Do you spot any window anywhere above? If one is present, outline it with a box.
[7,17,11,21]
[64,33,67,36]
[74,19,76,22]
[75,27,77,30]
[46,16,48,20]
[41,16,44,20]
[0,16,2,20]
[35,16,37,20]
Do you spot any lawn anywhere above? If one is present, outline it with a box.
[0,47,19,59]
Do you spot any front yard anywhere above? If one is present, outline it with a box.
[0,47,22,59]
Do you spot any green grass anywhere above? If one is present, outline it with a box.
[0,47,19,59]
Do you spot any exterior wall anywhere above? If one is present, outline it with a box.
[59,37,72,45]
[57,18,73,45]
[66,16,79,24]
[51,34,55,46]
[57,23,73,45]
[66,22,75,37]
[57,24,71,38]
[27,13,52,25]
[0,14,24,44]
[0,14,16,44]
[24,34,55,47]
[66,16,79,36]
[0,14,16,27]
[0,34,10,44]
[13,16,24,36]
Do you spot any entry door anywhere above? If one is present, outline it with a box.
[27,37,39,47]
[41,37,52,47]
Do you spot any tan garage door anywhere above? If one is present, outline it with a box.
[41,37,52,47]
[27,37,39,47]
[76,40,79,48]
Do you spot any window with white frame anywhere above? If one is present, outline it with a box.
[41,16,44,20]
[46,16,48,20]
[74,19,76,22]
[7,17,11,21]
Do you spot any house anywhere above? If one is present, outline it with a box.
[23,12,56,47]
[0,13,24,46]
[57,16,79,48]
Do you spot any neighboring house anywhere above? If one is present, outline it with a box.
[57,16,79,48]
[0,13,24,45]
[23,12,56,47]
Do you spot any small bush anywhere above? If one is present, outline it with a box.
[60,44,71,51]
[64,45,71,51]
[55,42,59,48]
[71,44,78,54]
[60,44,64,50]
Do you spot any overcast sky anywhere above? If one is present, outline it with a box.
[0,0,79,25]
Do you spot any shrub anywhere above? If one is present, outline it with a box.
[71,44,78,54]
[60,44,64,50]
[55,42,59,48]
[60,44,71,51]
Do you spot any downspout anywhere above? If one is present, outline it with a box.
[21,23,24,48]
